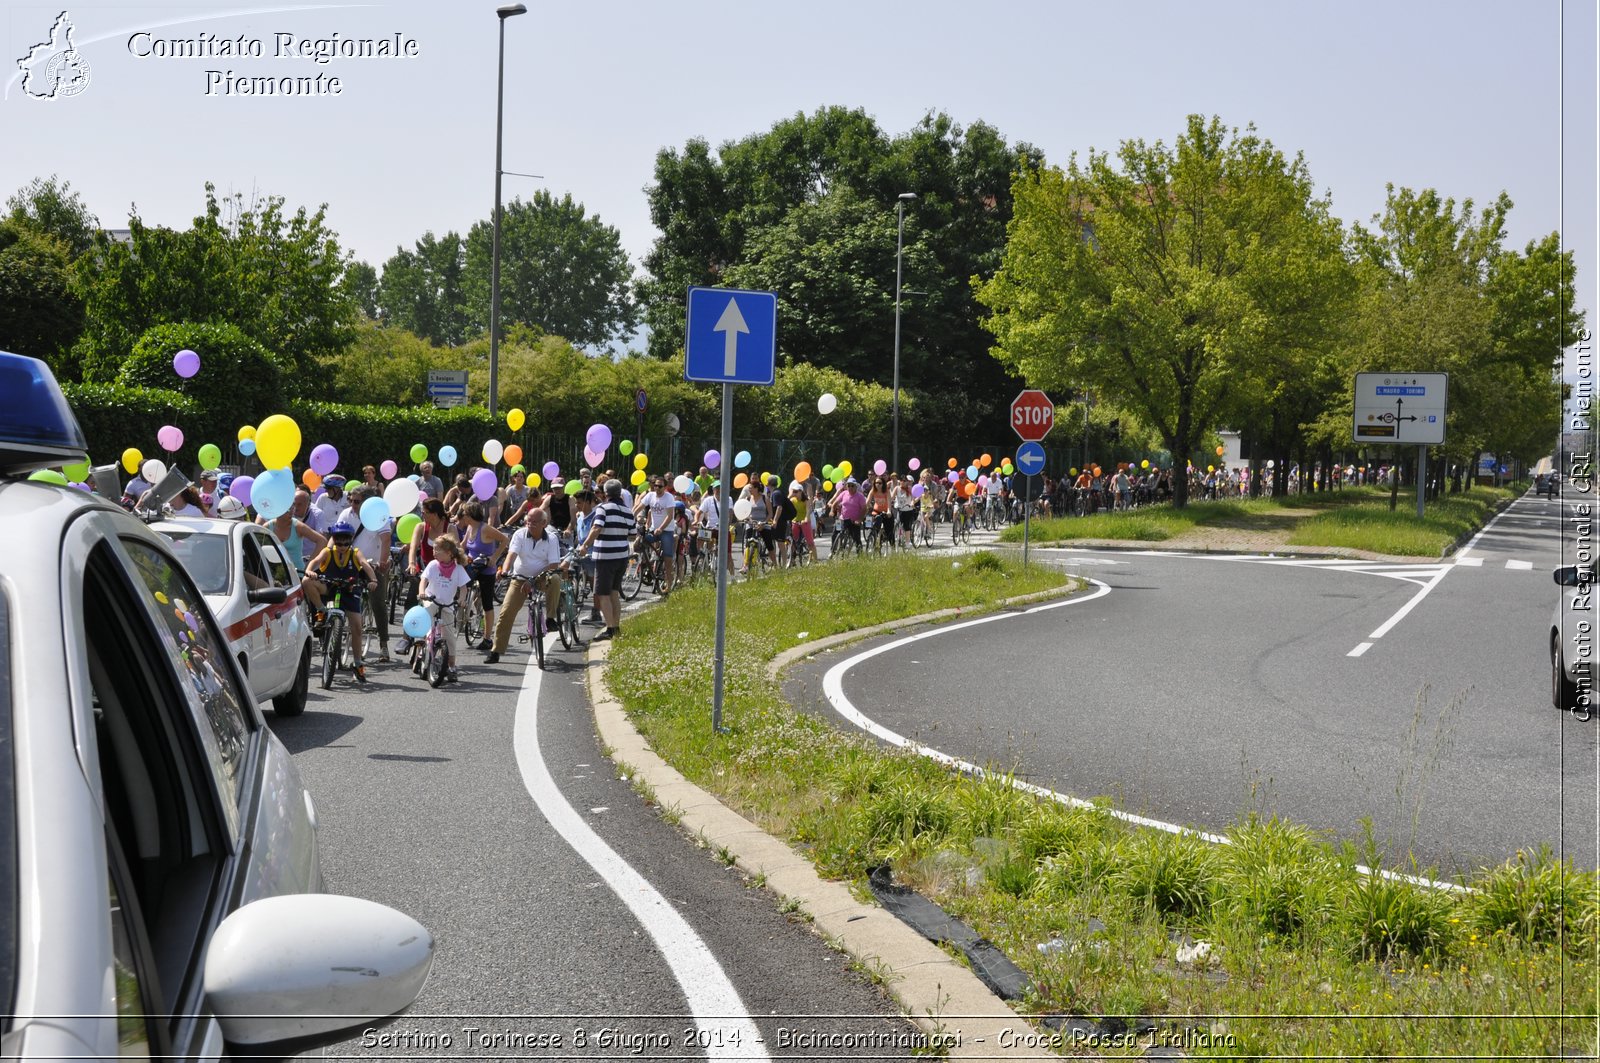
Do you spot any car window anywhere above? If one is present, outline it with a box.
[107,856,155,1059]
[121,538,251,830]
[239,533,271,590]
[251,531,295,588]
[159,529,231,596]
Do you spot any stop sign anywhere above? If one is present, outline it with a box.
[1011,389,1055,442]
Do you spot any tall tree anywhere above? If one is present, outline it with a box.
[978,115,1348,506]
[342,259,380,319]
[462,190,636,351]
[376,231,469,345]
[0,220,84,374]
[6,174,98,258]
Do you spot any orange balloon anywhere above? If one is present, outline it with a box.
[981,453,992,467]
[948,458,958,469]
[1216,445,1225,456]
[505,444,524,466]
[1092,466,1102,477]
[794,461,812,482]
[734,473,748,489]
[302,469,321,491]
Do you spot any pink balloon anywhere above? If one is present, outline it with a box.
[172,349,200,378]
[873,459,887,476]
[157,424,184,452]
[230,475,255,507]
[471,468,497,500]
[380,459,398,479]
[309,443,339,476]
[908,457,921,471]
[583,445,605,467]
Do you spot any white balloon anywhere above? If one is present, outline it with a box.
[733,498,753,521]
[141,459,167,483]
[673,474,692,494]
[817,392,838,415]
[482,439,504,465]
[384,476,421,516]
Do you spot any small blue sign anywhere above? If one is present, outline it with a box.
[685,287,778,386]
[1016,441,1047,476]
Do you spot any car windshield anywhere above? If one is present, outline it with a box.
[158,529,231,595]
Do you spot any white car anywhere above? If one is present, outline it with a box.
[1552,563,1594,713]
[152,518,313,716]
[0,351,432,1059]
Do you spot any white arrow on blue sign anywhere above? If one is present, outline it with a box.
[1016,441,1047,476]
[684,287,777,386]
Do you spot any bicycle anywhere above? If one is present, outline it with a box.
[409,593,456,687]
[553,551,583,651]
[914,509,935,548]
[619,540,647,601]
[950,502,973,545]
[503,573,549,670]
[788,526,812,568]
[316,576,364,689]
[866,512,895,556]
[457,559,493,647]
[742,520,775,577]
[629,531,669,598]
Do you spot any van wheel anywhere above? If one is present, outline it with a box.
[1553,631,1579,711]
[274,644,311,717]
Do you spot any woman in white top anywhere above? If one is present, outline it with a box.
[417,532,474,677]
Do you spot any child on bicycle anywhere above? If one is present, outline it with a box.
[304,521,378,684]
[418,533,473,679]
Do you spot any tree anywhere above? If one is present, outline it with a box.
[376,231,469,345]
[978,115,1349,506]
[6,174,98,258]
[462,190,636,351]
[75,184,357,378]
[0,220,84,375]
[342,260,380,319]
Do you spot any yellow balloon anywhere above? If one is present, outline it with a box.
[1208,465,1215,473]
[255,414,302,469]
[121,447,143,474]
[630,469,646,486]
[527,472,542,489]
[633,454,648,470]
[508,408,526,432]
[237,425,256,443]
[1141,460,1150,469]
[839,460,852,477]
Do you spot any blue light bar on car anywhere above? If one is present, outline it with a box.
[0,351,89,475]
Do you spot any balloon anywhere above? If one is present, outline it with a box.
[704,449,721,470]
[508,407,526,431]
[410,443,428,463]
[122,448,143,474]
[1267,460,1276,468]
[912,484,925,498]
[564,480,581,496]
[480,439,502,465]
[255,414,301,469]
[633,454,648,471]
[302,469,321,492]
[1142,460,1151,469]
[359,496,391,532]
[384,476,421,516]
[504,445,523,467]
[197,444,222,470]
[978,475,990,489]
[542,461,560,480]
[173,349,200,378]
[984,454,995,467]
[873,459,887,476]
[734,473,748,489]
[735,450,751,468]
[63,457,91,482]
[947,470,958,484]
[1208,465,1215,473]
[141,459,167,482]
[817,393,837,415]
[908,457,921,471]
[157,424,183,452]
[586,423,612,452]
[471,468,497,500]
[436,444,457,468]
[620,440,634,456]
[309,443,339,476]
[395,512,421,544]
[794,461,812,481]
[583,445,605,467]
[229,475,255,507]
[237,425,256,443]
[252,468,295,519]
[380,459,398,479]
[239,438,257,457]
[963,482,977,497]
[527,473,542,489]
[948,458,958,469]
[967,465,979,479]
[1217,445,1226,456]
[674,474,692,493]
[823,480,833,492]
[733,498,753,521]
[1003,462,1014,475]
[403,605,432,639]
[627,470,643,486]
[28,469,68,485]
[838,461,852,477]
[822,465,835,481]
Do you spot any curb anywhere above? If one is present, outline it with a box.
[583,599,1073,1060]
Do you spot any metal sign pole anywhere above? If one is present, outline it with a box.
[712,382,733,734]
[1022,473,1032,570]
[1416,444,1426,520]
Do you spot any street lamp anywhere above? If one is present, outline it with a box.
[891,191,916,474]
[488,2,526,421]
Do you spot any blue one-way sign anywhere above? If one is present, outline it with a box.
[1016,441,1046,476]
[685,287,777,386]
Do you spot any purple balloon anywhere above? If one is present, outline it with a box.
[471,468,497,501]
[309,443,339,476]
[585,423,612,452]
[704,449,721,470]
[947,470,959,484]
[912,484,925,498]
[157,424,184,452]
[173,349,200,378]
[230,475,255,507]
[542,460,560,480]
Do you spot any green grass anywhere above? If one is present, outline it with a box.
[604,552,1595,1057]
[1288,486,1515,555]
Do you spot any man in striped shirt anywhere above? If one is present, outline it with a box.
[578,478,636,641]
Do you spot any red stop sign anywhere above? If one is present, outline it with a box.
[1011,389,1055,441]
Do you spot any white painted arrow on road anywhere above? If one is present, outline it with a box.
[713,298,748,376]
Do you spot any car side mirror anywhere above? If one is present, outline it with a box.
[246,587,288,605]
[204,894,433,1057]
[1555,566,1581,587]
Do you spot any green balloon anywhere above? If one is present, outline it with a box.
[198,443,222,470]
[395,512,422,544]
[62,457,91,482]
[564,479,581,496]
[620,439,634,456]
[29,469,68,485]
[409,443,427,463]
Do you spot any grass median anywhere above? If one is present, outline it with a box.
[603,549,1594,1057]
[1001,483,1520,557]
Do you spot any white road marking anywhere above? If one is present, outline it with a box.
[1458,494,1537,555]
[511,649,767,1060]
[1347,642,1373,657]
[1507,559,1534,570]
[1364,564,1453,642]
[821,582,1465,894]
[1454,557,1484,567]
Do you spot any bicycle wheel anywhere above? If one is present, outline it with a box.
[426,634,447,688]
[557,590,577,650]
[387,574,403,624]
[620,551,644,600]
[321,615,343,690]
[459,593,484,646]
[531,600,546,670]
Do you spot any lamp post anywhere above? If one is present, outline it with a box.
[891,191,916,474]
[488,2,526,421]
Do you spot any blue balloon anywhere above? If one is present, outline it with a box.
[359,495,391,532]
[403,605,432,639]
[967,464,980,479]
[238,438,257,457]
[735,450,752,469]
[439,444,458,467]
[251,467,295,519]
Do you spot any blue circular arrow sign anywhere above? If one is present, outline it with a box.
[1016,441,1047,476]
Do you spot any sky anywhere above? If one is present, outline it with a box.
[2,0,1595,379]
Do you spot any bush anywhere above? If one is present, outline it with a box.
[60,382,232,477]
[113,322,288,427]
[1469,847,1578,947]
[1111,830,1220,919]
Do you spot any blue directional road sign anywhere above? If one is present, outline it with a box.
[684,287,777,386]
[1016,441,1047,476]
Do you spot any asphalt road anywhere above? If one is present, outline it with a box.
[788,486,1598,876]
[272,614,914,1058]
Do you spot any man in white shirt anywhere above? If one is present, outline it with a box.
[338,484,394,662]
[635,477,679,596]
[315,475,348,526]
[485,508,566,664]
